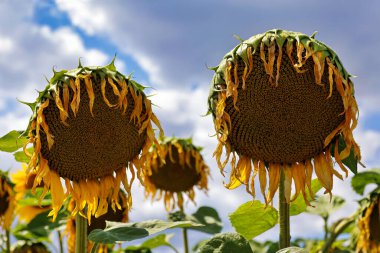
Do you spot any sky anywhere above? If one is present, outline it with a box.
[1,0,380,252]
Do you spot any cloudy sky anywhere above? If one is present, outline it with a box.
[1,0,380,251]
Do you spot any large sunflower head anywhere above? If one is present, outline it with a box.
[11,164,51,222]
[0,170,15,230]
[66,190,129,253]
[142,137,210,211]
[357,192,380,252]
[208,29,361,204]
[22,59,163,221]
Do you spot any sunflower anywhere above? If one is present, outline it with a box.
[0,171,15,231]
[22,59,163,221]
[207,29,361,204]
[66,190,129,253]
[357,193,380,252]
[142,137,210,211]
[11,164,51,222]
[12,242,50,253]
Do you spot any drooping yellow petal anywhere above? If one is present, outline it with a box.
[100,78,115,107]
[267,163,280,204]
[258,161,267,205]
[84,76,95,117]
[283,165,293,203]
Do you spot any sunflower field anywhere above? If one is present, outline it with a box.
[0,2,379,253]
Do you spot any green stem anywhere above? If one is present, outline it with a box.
[6,229,10,253]
[279,167,290,249]
[75,213,88,253]
[182,228,189,253]
[321,215,355,253]
[323,216,329,241]
[90,243,100,253]
[58,230,64,253]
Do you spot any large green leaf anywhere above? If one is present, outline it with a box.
[189,206,223,234]
[196,233,253,253]
[306,195,345,219]
[351,169,380,195]
[229,200,278,239]
[0,130,28,153]
[88,219,203,244]
[276,247,308,253]
[124,234,176,251]
[289,179,322,216]
[167,206,223,234]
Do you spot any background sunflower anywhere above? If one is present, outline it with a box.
[0,171,15,231]
[143,137,210,211]
[11,164,51,223]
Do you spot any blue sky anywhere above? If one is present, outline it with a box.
[1,0,380,252]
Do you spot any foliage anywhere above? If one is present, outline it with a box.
[196,233,253,253]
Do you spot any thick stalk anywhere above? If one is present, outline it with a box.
[6,230,10,253]
[75,214,88,253]
[279,167,290,248]
[182,228,189,253]
[58,230,64,253]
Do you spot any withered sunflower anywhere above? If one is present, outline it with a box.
[357,192,380,252]
[12,242,50,253]
[22,60,163,221]
[66,190,129,253]
[0,171,15,231]
[142,137,210,211]
[11,164,50,222]
[208,29,361,204]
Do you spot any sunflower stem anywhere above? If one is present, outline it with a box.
[182,228,189,253]
[279,167,290,249]
[75,213,88,253]
[6,229,10,253]
[58,230,64,253]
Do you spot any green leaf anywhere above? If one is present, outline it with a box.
[306,195,345,218]
[289,179,322,216]
[189,206,223,234]
[0,130,28,153]
[351,169,380,195]
[14,147,33,163]
[197,233,253,253]
[88,219,203,244]
[276,247,308,253]
[124,234,175,251]
[18,188,52,207]
[229,200,278,239]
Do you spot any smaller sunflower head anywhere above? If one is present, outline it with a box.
[0,170,15,230]
[11,164,51,222]
[357,192,380,252]
[142,137,210,211]
[12,242,50,253]
[66,190,129,253]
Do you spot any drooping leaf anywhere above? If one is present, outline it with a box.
[0,130,28,153]
[196,233,253,253]
[88,219,203,244]
[124,234,176,251]
[229,200,278,239]
[276,247,308,253]
[13,149,32,163]
[289,179,322,216]
[189,206,223,234]
[306,195,345,218]
[351,169,380,195]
